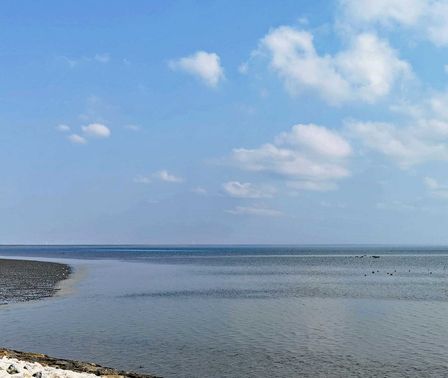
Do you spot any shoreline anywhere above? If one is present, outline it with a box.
[0,258,72,305]
[0,348,158,377]
[0,258,160,377]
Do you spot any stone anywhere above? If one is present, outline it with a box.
[7,364,19,374]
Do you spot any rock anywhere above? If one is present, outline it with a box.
[0,348,159,377]
[7,364,19,374]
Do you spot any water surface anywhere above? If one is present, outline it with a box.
[1,246,448,377]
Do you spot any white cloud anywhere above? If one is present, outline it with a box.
[192,186,207,195]
[349,90,448,167]
[348,120,448,168]
[222,181,275,198]
[335,34,411,103]
[82,123,111,138]
[340,0,425,26]
[424,176,448,198]
[68,134,87,144]
[231,123,351,191]
[340,0,448,47]
[56,124,70,132]
[260,27,350,104]
[169,51,224,87]
[154,170,183,183]
[259,26,410,104]
[225,206,283,217]
[275,123,352,158]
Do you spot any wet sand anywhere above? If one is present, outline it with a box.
[0,259,71,304]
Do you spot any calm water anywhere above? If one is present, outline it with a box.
[1,246,448,377]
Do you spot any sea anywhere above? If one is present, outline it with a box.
[1,245,448,377]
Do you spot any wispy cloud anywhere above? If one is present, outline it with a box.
[56,124,70,132]
[155,170,184,183]
[134,170,184,184]
[192,186,207,195]
[222,181,275,198]
[424,176,448,198]
[226,206,284,217]
[59,53,111,68]
[93,53,110,63]
[124,124,141,132]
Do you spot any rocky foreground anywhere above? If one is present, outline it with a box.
[0,349,158,378]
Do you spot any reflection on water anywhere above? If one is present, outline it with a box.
[1,246,448,377]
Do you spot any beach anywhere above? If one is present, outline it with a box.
[0,259,71,305]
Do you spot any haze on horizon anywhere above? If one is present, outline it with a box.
[3,0,448,245]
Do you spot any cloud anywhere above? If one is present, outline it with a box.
[348,120,448,168]
[169,51,224,87]
[94,53,111,63]
[81,123,111,138]
[340,0,448,47]
[192,186,207,195]
[340,0,425,26]
[124,124,141,131]
[348,90,448,167]
[56,124,70,132]
[258,26,410,105]
[59,121,111,145]
[225,206,284,217]
[424,176,448,198]
[275,123,352,158]
[154,170,184,183]
[258,26,410,104]
[60,53,111,67]
[134,170,184,184]
[376,200,422,211]
[222,181,275,198]
[231,123,351,191]
[68,134,87,144]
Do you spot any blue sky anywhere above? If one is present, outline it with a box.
[3,0,448,244]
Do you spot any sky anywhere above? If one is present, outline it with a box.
[3,0,448,244]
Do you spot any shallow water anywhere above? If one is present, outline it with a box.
[1,246,448,377]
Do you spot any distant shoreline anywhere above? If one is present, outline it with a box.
[0,258,71,305]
